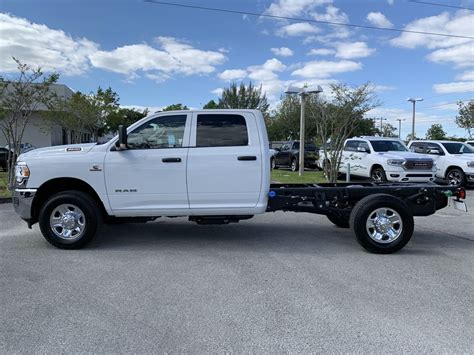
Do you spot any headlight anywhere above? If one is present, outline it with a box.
[387,159,405,166]
[15,162,30,183]
[467,161,474,168]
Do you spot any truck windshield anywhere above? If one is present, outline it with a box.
[441,142,474,154]
[370,140,408,152]
[293,142,317,151]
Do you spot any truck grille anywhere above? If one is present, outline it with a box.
[404,159,433,170]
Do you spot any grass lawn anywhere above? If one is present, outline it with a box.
[0,171,11,198]
[271,169,328,184]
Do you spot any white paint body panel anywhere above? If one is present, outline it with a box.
[18,110,270,217]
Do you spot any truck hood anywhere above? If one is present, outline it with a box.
[375,151,432,160]
[18,143,97,161]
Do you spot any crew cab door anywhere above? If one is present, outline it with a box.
[104,113,191,214]
[186,112,262,209]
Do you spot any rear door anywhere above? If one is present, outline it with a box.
[187,112,262,209]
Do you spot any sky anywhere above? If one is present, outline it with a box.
[0,0,473,139]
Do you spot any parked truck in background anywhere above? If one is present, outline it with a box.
[13,110,466,254]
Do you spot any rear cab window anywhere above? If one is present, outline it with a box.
[195,114,248,147]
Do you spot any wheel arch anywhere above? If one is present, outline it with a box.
[444,165,464,178]
[31,177,109,225]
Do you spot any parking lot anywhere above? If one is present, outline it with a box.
[1,192,473,353]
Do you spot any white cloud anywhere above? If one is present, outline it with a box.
[218,69,248,81]
[90,37,226,78]
[366,12,393,28]
[211,88,224,96]
[271,47,294,57]
[121,104,163,113]
[292,60,362,78]
[457,70,474,81]
[433,81,474,94]
[390,11,473,49]
[265,0,332,17]
[311,5,349,24]
[307,48,336,56]
[335,42,375,59]
[277,22,320,36]
[427,43,474,68]
[372,85,396,92]
[0,13,98,75]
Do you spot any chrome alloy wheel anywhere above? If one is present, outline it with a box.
[365,208,403,243]
[447,170,463,186]
[49,204,86,240]
[371,170,384,182]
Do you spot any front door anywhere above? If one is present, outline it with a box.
[186,112,262,209]
[104,113,191,214]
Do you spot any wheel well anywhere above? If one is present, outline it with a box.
[31,178,108,225]
[445,166,463,177]
[370,164,383,173]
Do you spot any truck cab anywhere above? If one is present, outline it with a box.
[339,137,436,182]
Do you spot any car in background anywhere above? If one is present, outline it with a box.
[466,141,474,147]
[0,147,9,171]
[408,140,474,186]
[271,141,319,171]
[333,137,436,183]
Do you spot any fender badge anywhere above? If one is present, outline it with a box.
[66,147,83,152]
[89,165,102,172]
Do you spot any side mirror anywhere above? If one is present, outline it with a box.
[357,146,369,153]
[118,125,128,150]
[428,148,440,155]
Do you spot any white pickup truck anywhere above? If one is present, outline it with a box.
[13,110,466,254]
[408,140,474,186]
[335,137,436,183]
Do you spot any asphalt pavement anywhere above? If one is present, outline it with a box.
[1,192,473,353]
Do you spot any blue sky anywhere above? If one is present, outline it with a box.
[1,0,473,138]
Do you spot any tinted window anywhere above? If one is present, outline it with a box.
[127,115,187,149]
[344,141,359,152]
[371,140,408,152]
[292,142,317,151]
[442,142,474,154]
[196,114,248,147]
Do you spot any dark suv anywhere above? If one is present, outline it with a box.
[271,141,319,171]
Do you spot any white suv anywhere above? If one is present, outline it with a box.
[408,140,474,186]
[466,141,474,147]
[338,137,436,183]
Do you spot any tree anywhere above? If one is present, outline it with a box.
[308,83,379,183]
[106,108,148,134]
[353,118,378,137]
[163,103,189,111]
[378,123,397,137]
[0,58,59,187]
[203,100,218,109]
[426,123,447,140]
[455,100,474,138]
[46,87,120,143]
[217,82,269,116]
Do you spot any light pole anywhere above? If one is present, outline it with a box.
[407,98,423,139]
[379,117,387,134]
[285,85,323,176]
[396,118,406,139]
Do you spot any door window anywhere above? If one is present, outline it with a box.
[196,114,248,147]
[344,141,359,151]
[127,115,187,149]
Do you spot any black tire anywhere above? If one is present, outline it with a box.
[326,213,350,228]
[349,194,414,254]
[38,191,101,249]
[271,158,277,170]
[290,158,298,172]
[371,166,387,183]
[446,168,466,187]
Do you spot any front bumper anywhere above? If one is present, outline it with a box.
[12,188,36,221]
[386,171,435,183]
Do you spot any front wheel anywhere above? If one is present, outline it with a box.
[371,167,387,183]
[39,191,101,249]
[350,194,414,254]
[446,168,466,187]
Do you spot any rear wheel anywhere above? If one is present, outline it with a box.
[371,166,387,183]
[290,158,298,172]
[326,213,350,228]
[350,194,414,254]
[446,168,466,187]
[39,191,101,249]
